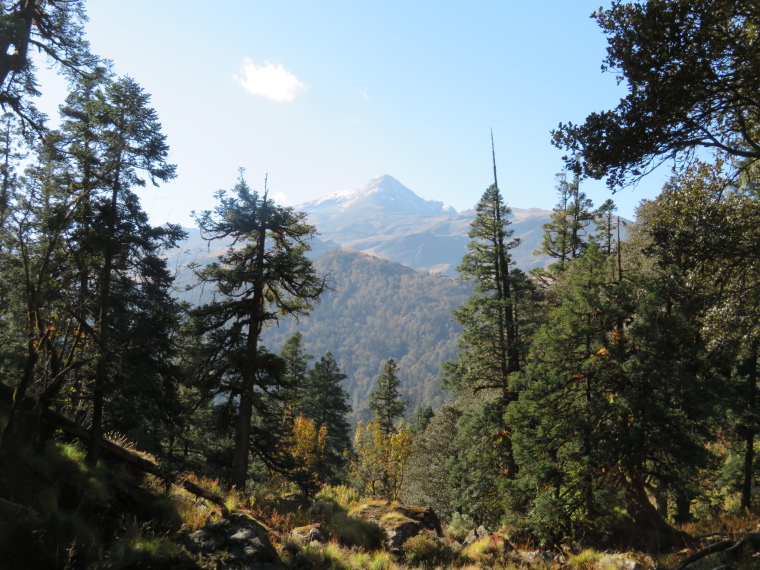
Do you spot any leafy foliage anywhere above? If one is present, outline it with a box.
[350,418,414,500]
[553,0,760,187]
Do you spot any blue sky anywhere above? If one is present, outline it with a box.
[38,1,667,226]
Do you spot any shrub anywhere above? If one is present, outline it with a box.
[461,534,510,566]
[444,512,474,542]
[308,498,342,517]
[328,512,385,550]
[402,534,451,567]
[568,549,604,570]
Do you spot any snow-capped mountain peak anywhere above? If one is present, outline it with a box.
[298,175,457,217]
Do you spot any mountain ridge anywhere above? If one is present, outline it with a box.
[298,174,457,218]
[295,175,553,276]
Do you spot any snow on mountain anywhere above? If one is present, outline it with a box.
[297,174,457,219]
[296,175,554,276]
[169,175,556,282]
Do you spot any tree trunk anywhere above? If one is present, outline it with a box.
[229,210,267,491]
[741,344,758,510]
[230,368,255,490]
[656,480,668,517]
[87,179,120,465]
[624,473,690,550]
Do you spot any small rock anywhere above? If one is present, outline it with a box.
[291,523,327,544]
[464,525,491,545]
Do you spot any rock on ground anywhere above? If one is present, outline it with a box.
[185,512,283,569]
[350,501,443,555]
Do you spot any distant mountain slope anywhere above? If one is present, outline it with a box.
[166,176,556,418]
[302,174,456,219]
[261,249,473,422]
[296,175,553,276]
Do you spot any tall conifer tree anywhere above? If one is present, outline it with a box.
[368,358,407,436]
[193,173,326,490]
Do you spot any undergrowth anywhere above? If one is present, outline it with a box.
[2,432,760,570]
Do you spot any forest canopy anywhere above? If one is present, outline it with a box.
[3,1,760,567]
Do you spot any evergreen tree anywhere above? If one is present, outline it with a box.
[591,198,620,257]
[0,72,183,455]
[402,403,462,522]
[353,357,412,499]
[56,71,180,461]
[193,172,326,490]
[410,405,434,436]
[368,358,408,436]
[0,0,97,133]
[297,352,352,484]
[439,146,544,524]
[508,242,713,545]
[538,168,594,269]
[443,178,539,399]
[278,331,312,409]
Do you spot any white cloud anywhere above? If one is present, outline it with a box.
[233,58,307,102]
[362,90,369,101]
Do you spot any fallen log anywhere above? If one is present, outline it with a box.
[671,540,735,570]
[0,382,229,516]
[671,532,760,570]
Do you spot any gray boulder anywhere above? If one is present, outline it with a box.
[185,513,283,569]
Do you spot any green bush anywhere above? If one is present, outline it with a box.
[568,549,604,570]
[444,512,473,542]
[316,485,360,510]
[328,512,385,550]
[402,534,451,567]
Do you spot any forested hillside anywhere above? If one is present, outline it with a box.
[262,249,473,421]
[4,2,760,569]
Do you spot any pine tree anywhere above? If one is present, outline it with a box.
[56,72,180,462]
[279,331,312,409]
[297,352,352,484]
[0,0,97,133]
[538,168,594,269]
[0,72,183,454]
[193,172,326,490]
[402,404,462,522]
[443,179,532,398]
[368,358,408,436]
[437,141,545,524]
[591,198,619,257]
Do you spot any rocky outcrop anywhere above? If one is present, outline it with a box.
[349,501,442,554]
[185,513,283,569]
